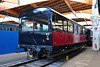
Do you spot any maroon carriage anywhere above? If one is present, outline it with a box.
[18,7,86,58]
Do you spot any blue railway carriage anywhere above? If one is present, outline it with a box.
[0,23,21,55]
[0,23,18,31]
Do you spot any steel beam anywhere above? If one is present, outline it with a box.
[64,0,78,18]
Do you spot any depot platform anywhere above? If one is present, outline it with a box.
[0,52,27,65]
[60,47,100,67]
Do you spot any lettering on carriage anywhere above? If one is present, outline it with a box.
[53,42,56,44]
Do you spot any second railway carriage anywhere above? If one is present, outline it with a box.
[86,29,92,46]
[18,7,86,58]
[0,23,21,55]
[0,23,18,31]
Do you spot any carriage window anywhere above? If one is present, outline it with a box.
[0,27,2,30]
[54,20,63,32]
[21,19,33,31]
[79,26,83,34]
[33,22,48,31]
[14,28,16,31]
[9,28,13,31]
[33,14,49,31]
[74,24,78,34]
[68,21,73,33]
[52,13,63,32]
[83,28,86,35]
[6,27,9,31]
[64,20,67,32]
[0,27,4,30]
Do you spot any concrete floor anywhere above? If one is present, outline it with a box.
[60,47,100,67]
[0,52,27,65]
[1,47,100,67]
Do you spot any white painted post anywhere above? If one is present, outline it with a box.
[92,0,100,50]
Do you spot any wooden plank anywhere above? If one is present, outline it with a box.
[39,0,57,6]
[58,4,85,12]
[16,5,31,11]
[53,2,85,12]
[62,9,92,15]
[47,0,63,7]
[59,5,91,13]
[4,9,20,15]
[38,1,51,6]
[50,1,77,9]
[38,1,50,5]
[74,5,92,11]
[30,3,39,7]
[69,0,92,5]
[51,2,80,13]
[53,3,83,12]
[19,5,33,12]
[52,2,78,9]
[0,11,18,17]
[51,3,66,9]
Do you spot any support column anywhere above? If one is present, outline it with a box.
[92,0,100,50]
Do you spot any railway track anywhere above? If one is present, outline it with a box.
[0,58,39,67]
[10,57,66,67]
[0,47,86,67]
